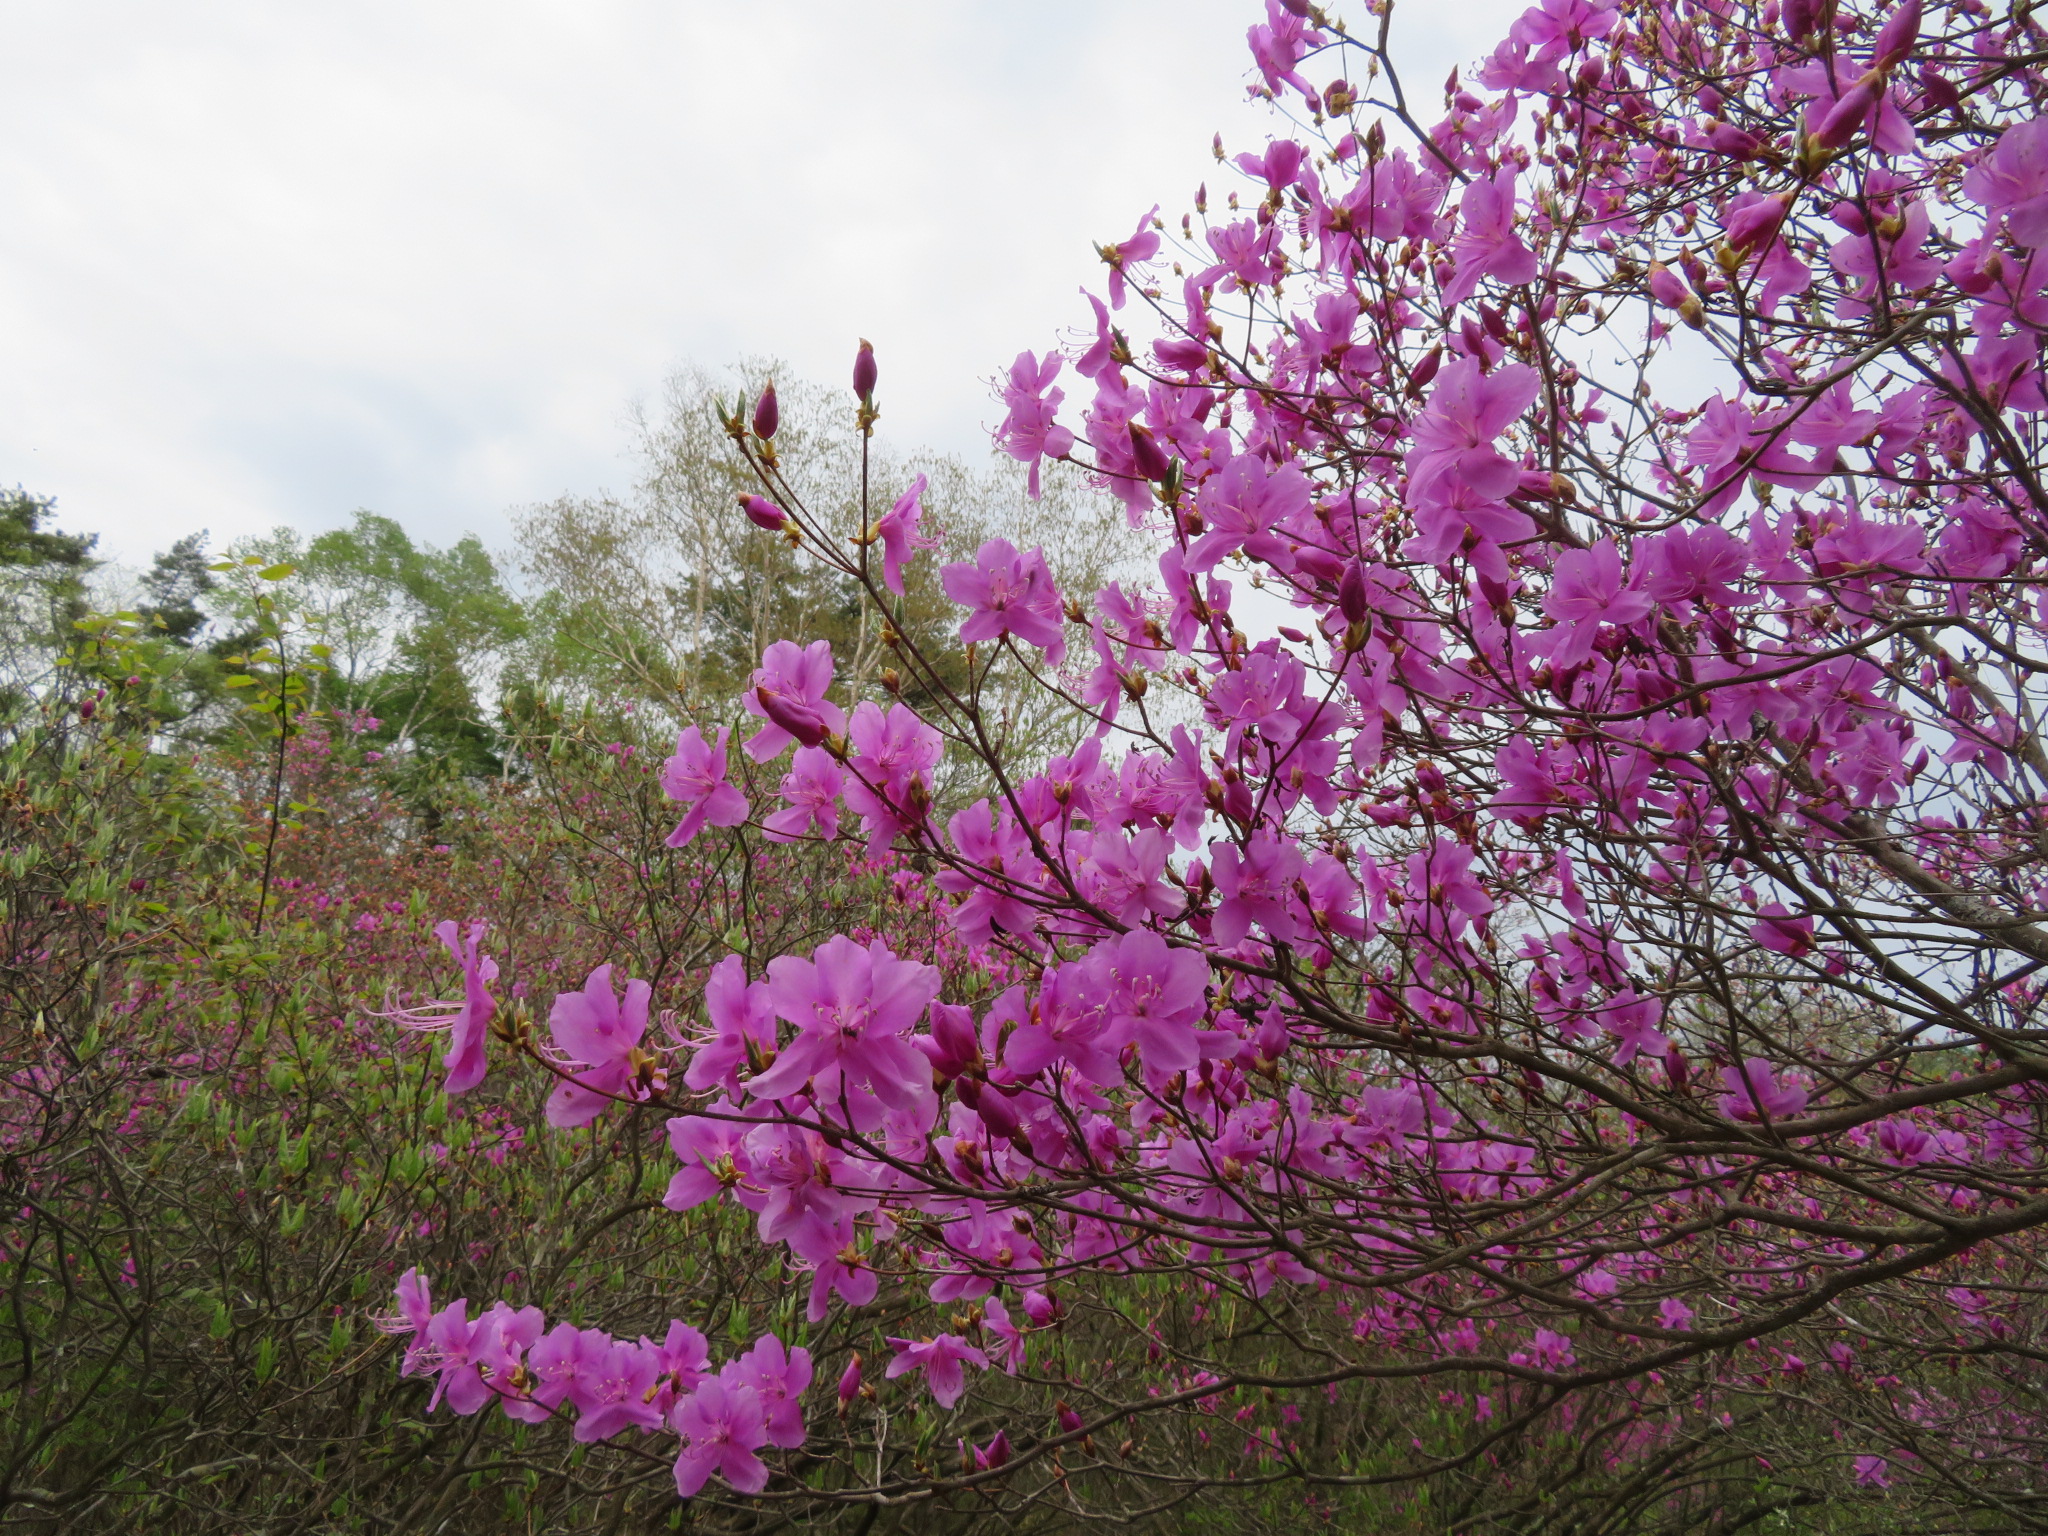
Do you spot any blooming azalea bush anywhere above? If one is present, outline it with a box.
[0,663,989,1530]
[382,0,2048,1527]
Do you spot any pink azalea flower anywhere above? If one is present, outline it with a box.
[1441,169,1538,307]
[883,1332,989,1409]
[384,1267,436,1374]
[1000,973,1121,1086]
[1542,539,1653,669]
[1209,832,1307,948]
[664,1100,753,1211]
[941,539,1066,662]
[981,1295,1028,1373]
[742,640,846,762]
[762,744,844,844]
[1101,205,1161,309]
[723,1334,812,1449]
[1961,116,2048,247]
[1407,358,1541,511]
[1093,929,1215,1073]
[684,956,776,1094]
[565,1334,663,1441]
[873,474,928,595]
[1750,904,1815,957]
[661,725,748,849]
[745,936,941,1118]
[642,1320,711,1412]
[544,964,656,1128]
[671,1378,771,1497]
[394,921,497,1095]
[840,701,945,856]
[995,351,1075,499]
[1717,1058,1810,1123]
[1598,990,1670,1066]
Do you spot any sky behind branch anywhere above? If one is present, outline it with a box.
[0,0,1519,564]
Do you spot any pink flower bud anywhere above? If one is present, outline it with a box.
[1056,1402,1085,1436]
[1153,336,1209,371]
[919,1002,981,1082]
[1021,1289,1059,1326]
[1647,263,1691,310]
[751,686,829,749]
[853,339,878,401]
[1337,562,1370,624]
[974,1429,1011,1470]
[1704,121,1765,160]
[1646,263,1705,328]
[1873,0,1920,68]
[739,494,787,531]
[838,1354,863,1408]
[1723,191,1793,255]
[753,382,779,440]
[1128,422,1171,482]
[1750,903,1815,957]
[955,1076,1023,1141]
[1811,72,1883,152]
[1781,0,1819,40]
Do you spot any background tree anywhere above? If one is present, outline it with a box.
[512,361,1146,787]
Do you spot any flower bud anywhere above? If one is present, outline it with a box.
[919,1002,982,1083]
[1337,561,1370,624]
[739,494,787,531]
[752,685,829,747]
[1723,192,1793,256]
[1152,336,1209,372]
[1407,345,1443,394]
[752,382,779,440]
[853,339,878,402]
[1128,423,1171,482]
[838,1354,863,1411]
[1646,263,1706,329]
[975,1429,1011,1470]
[1810,71,1883,152]
[1873,0,1920,68]
[955,1076,1023,1141]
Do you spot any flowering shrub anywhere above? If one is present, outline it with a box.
[383,0,2048,1527]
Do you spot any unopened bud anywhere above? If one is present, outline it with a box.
[1128,423,1171,482]
[1407,345,1443,395]
[753,382,779,440]
[1811,72,1883,152]
[740,494,787,531]
[853,339,878,401]
[1337,561,1369,624]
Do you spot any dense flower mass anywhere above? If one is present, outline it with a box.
[381,0,2048,1516]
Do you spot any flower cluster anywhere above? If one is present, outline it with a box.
[375,0,2048,1511]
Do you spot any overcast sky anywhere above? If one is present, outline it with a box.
[0,0,1521,568]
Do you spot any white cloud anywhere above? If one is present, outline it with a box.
[0,0,1520,564]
